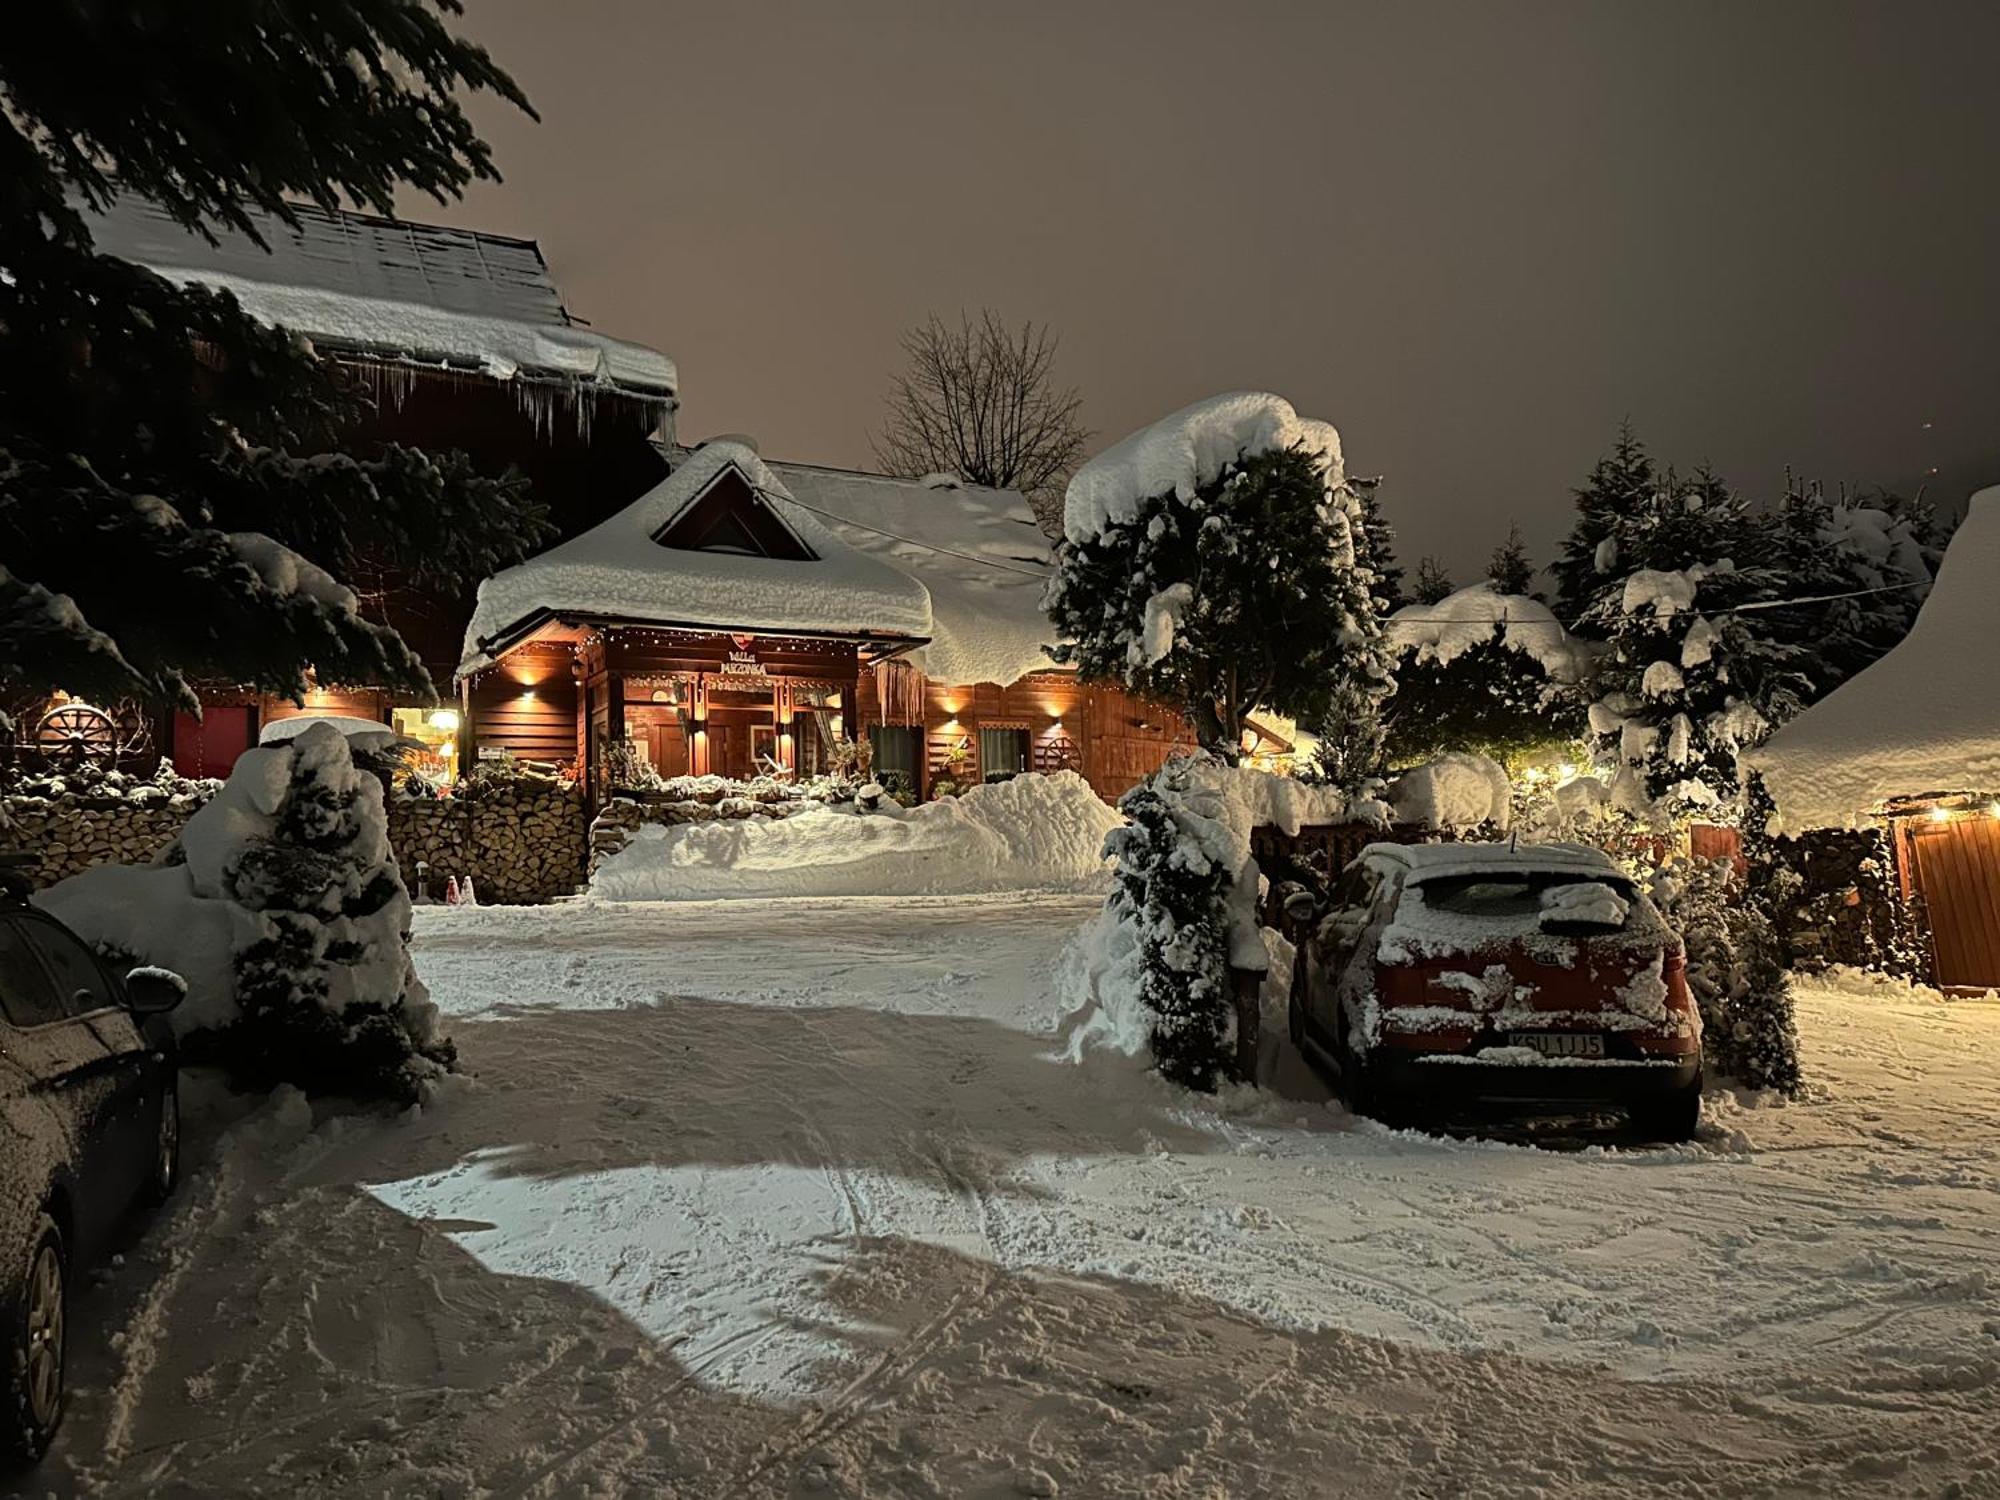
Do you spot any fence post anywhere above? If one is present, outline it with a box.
[1230,965,1262,1083]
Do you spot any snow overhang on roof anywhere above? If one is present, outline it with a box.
[459,443,935,674]
[1745,486,2000,833]
[760,461,1059,688]
[82,195,677,400]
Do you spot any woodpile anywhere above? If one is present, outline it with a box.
[2,788,212,887]
[586,791,814,875]
[389,782,586,905]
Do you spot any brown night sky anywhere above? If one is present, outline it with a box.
[413,0,2000,580]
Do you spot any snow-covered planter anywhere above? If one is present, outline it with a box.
[1063,755,1383,1090]
[1,760,219,887]
[36,723,447,1101]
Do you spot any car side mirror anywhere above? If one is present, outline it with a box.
[125,966,188,1016]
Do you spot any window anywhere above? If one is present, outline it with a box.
[23,919,118,1017]
[978,728,1029,782]
[869,725,919,795]
[0,919,71,1028]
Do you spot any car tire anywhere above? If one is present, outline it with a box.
[144,1078,180,1206]
[1630,1081,1701,1143]
[1,1214,67,1469]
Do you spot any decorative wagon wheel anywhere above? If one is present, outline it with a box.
[1036,733,1081,774]
[36,702,120,767]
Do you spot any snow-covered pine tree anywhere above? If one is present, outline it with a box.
[1552,421,1654,625]
[1102,764,1235,1091]
[0,2,548,707]
[1655,856,1803,1096]
[1352,477,1406,613]
[1583,468,1810,818]
[1486,521,1538,598]
[1383,610,1586,768]
[1411,555,1455,605]
[225,723,449,1099]
[1762,476,1946,705]
[1047,402,1392,761]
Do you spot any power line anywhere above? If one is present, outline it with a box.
[1387,578,1931,631]
[755,486,1056,581]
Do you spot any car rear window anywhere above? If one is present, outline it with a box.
[1415,872,1635,924]
[0,919,69,1028]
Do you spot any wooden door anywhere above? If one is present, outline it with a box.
[1907,817,2000,990]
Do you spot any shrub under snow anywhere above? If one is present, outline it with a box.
[1063,755,1378,1090]
[37,721,447,1101]
[1653,856,1803,1096]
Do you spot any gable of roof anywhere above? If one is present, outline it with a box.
[460,443,931,672]
[655,464,817,561]
[82,195,676,398]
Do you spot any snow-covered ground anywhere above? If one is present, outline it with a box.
[26,897,2000,1498]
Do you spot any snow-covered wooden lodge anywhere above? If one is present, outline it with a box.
[456,438,1194,803]
[1748,486,2000,990]
[71,198,1192,802]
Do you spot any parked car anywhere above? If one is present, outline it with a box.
[0,890,184,1467]
[1289,841,1702,1140]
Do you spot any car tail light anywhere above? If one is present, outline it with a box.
[1662,949,1695,1013]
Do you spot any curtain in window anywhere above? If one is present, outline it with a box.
[978,728,1029,780]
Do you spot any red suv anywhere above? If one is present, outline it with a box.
[1289,842,1702,1140]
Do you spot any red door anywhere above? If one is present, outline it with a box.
[172,705,253,780]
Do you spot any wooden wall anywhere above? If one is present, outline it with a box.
[467,643,578,768]
[856,666,1195,803]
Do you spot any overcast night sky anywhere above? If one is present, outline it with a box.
[417,1,2000,579]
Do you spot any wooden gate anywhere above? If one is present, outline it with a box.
[1905,816,2000,990]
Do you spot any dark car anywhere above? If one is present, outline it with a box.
[1289,841,1702,1140]
[0,896,184,1467]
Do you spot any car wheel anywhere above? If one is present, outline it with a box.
[1,1214,67,1468]
[1630,1082,1701,1143]
[145,1079,180,1205]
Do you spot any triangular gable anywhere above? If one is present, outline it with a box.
[654,463,818,561]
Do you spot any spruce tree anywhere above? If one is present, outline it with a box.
[1583,468,1810,816]
[1384,633,1585,770]
[0,2,547,709]
[1103,764,1234,1092]
[1553,421,1654,625]
[1486,521,1538,597]
[1657,857,1803,1096]
[1352,477,1406,613]
[1047,443,1391,759]
[1411,556,1455,605]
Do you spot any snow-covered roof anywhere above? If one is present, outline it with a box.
[461,443,933,671]
[763,462,1056,687]
[1745,486,2000,831]
[1063,392,1344,545]
[1385,585,1590,684]
[82,195,676,397]
[1360,840,1627,883]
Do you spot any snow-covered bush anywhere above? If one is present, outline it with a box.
[1387,753,1512,833]
[1653,856,1802,1096]
[37,722,447,1101]
[1064,754,1378,1090]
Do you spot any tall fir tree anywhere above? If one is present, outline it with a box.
[1583,468,1810,817]
[1486,521,1538,597]
[1552,420,1654,626]
[1411,555,1455,605]
[0,1,549,710]
[1047,442,1392,760]
[1351,477,1406,613]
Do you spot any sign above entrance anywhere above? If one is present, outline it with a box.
[719,646,769,681]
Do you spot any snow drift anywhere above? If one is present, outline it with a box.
[589,771,1123,901]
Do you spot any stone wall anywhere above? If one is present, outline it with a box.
[388,780,587,905]
[2,785,215,887]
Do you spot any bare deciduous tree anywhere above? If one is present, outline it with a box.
[872,310,1089,534]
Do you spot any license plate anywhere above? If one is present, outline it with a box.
[1508,1031,1604,1059]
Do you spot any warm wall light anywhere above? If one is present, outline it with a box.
[1929,806,1952,823]
[428,709,460,733]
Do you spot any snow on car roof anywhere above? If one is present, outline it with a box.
[1358,840,1627,883]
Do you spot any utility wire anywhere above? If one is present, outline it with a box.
[755,485,1055,580]
[1387,578,1931,631]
